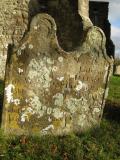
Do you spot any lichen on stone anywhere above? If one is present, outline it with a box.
[27,58,52,89]
[5,84,15,103]
[28,44,34,49]
[41,124,54,135]
[78,114,87,127]
[66,98,80,114]
[57,76,64,81]
[52,108,64,119]
[53,93,64,107]
[58,56,64,63]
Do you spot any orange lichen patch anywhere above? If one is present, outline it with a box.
[53,120,62,128]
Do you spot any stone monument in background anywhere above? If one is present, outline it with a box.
[1,0,113,135]
[89,1,115,58]
[0,0,29,80]
[0,0,40,80]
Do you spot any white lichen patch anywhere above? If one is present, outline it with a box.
[4,44,8,49]
[18,68,23,74]
[47,107,52,115]
[41,125,54,134]
[48,117,52,122]
[52,66,58,72]
[56,77,64,81]
[29,96,42,111]
[13,11,16,14]
[28,58,52,89]
[28,79,31,83]
[53,93,64,107]
[58,56,64,62]
[5,84,15,103]
[70,75,75,78]
[75,81,83,91]
[28,44,33,49]
[21,44,26,50]
[5,84,21,105]
[66,97,88,114]
[78,115,86,127]
[21,113,29,122]
[17,49,22,56]
[25,99,29,103]
[14,99,20,106]
[75,81,88,91]
[52,108,64,119]
[34,26,38,30]
[21,96,46,123]
[46,58,54,65]
[37,52,40,56]
[93,108,100,113]
[82,83,88,91]
[37,110,45,118]
[92,88,105,104]
[98,88,105,95]
[42,105,47,111]
[66,98,80,113]
[21,107,34,122]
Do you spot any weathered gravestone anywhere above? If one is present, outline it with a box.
[2,12,113,135]
[114,65,120,76]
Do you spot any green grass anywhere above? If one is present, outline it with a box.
[0,118,119,160]
[107,76,120,104]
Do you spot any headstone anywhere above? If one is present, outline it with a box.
[2,13,113,135]
[114,65,120,76]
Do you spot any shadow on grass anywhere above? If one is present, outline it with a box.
[104,100,120,123]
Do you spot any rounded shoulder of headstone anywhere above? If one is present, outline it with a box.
[86,26,106,47]
[86,26,113,63]
[30,13,57,32]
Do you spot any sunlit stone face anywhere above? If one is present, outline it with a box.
[1,1,112,136]
[78,0,89,17]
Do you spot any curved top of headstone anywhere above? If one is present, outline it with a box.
[21,13,112,62]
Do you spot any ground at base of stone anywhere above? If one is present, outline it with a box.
[0,103,119,160]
